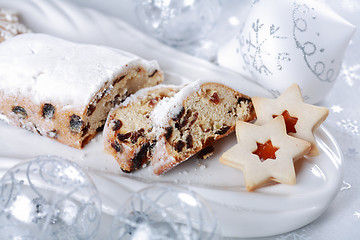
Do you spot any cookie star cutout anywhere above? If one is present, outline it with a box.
[252,84,329,156]
[220,116,311,191]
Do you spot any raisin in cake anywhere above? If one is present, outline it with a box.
[104,85,181,172]
[150,81,255,175]
[0,8,31,43]
[0,33,163,148]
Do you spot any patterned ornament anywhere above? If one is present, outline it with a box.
[0,156,101,240]
[135,0,221,46]
[218,0,355,104]
[110,184,221,240]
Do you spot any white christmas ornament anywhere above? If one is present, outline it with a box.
[110,184,221,240]
[0,156,102,240]
[218,0,356,103]
[135,0,221,46]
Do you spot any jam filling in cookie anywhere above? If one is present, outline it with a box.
[252,140,279,162]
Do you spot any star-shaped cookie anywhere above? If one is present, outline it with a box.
[252,84,329,156]
[220,116,311,191]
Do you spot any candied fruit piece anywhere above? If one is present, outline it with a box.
[117,132,131,141]
[197,146,214,159]
[111,141,123,153]
[111,119,122,131]
[165,126,173,140]
[210,92,220,104]
[215,126,230,135]
[186,134,193,148]
[86,104,96,116]
[148,69,158,78]
[70,114,84,133]
[42,103,55,119]
[175,140,185,152]
[12,106,27,119]
[130,128,145,143]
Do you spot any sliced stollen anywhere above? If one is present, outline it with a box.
[150,80,256,175]
[103,85,181,172]
[0,8,31,43]
[0,33,163,148]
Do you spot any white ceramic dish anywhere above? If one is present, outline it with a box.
[0,0,343,238]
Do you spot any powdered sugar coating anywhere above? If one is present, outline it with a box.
[0,113,10,124]
[120,84,182,108]
[0,33,160,108]
[151,137,178,172]
[150,79,207,128]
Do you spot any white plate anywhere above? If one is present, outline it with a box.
[0,0,343,238]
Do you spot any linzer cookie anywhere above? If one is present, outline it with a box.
[252,84,329,156]
[0,33,163,148]
[220,116,311,191]
[0,8,31,43]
